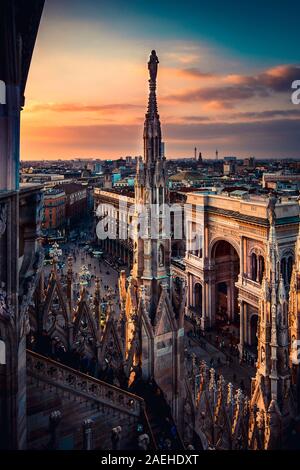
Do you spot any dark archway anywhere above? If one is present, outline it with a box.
[216,281,227,323]
[212,240,240,331]
[251,253,257,281]
[194,283,202,317]
[258,255,265,283]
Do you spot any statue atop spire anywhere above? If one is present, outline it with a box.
[148,50,159,82]
[146,50,160,120]
[142,50,162,167]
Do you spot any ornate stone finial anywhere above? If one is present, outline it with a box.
[209,368,216,387]
[200,360,208,382]
[139,285,146,301]
[146,50,159,120]
[49,242,62,273]
[227,382,234,411]
[148,50,159,83]
[209,368,217,404]
[104,287,115,320]
[217,374,226,395]
[256,409,265,430]
[235,388,244,408]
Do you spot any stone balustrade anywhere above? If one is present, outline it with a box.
[27,349,144,417]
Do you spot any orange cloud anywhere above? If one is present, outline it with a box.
[177,68,216,79]
[27,102,143,113]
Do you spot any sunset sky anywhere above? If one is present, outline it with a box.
[21,0,300,160]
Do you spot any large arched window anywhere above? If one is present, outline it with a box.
[159,186,164,206]
[258,255,265,284]
[281,255,294,287]
[251,253,257,281]
[281,258,287,285]
[287,256,294,285]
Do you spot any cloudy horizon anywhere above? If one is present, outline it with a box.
[21,0,300,160]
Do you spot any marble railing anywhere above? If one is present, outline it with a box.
[238,276,261,291]
[186,253,203,265]
[27,350,144,417]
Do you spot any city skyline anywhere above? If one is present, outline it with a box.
[21,0,300,160]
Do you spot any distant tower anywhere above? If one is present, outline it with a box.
[194,147,197,160]
[198,152,202,163]
[216,149,219,160]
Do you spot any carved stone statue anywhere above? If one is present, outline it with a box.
[148,50,159,82]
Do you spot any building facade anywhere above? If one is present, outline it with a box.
[183,192,299,358]
[42,188,66,231]
[55,183,87,226]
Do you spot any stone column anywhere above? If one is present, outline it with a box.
[189,274,193,312]
[226,281,232,320]
[201,281,208,330]
[230,280,236,321]
[0,84,20,191]
[82,418,93,450]
[208,277,216,328]
[0,47,22,454]
[239,300,244,359]
[240,236,244,276]
[48,410,62,450]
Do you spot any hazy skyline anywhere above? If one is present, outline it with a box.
[21,0,300,160]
